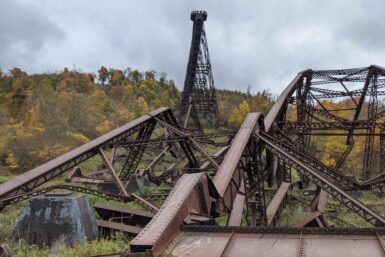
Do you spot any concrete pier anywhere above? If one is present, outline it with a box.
[15,193,98,245]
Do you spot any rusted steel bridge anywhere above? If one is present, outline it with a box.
[2,10,385,257]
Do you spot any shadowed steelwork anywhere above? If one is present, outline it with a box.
[179,11,219,131]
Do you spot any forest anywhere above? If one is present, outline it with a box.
[0,67,273,177]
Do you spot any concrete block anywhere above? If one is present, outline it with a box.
[15,193,98,246]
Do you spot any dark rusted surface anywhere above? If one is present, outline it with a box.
[179,10,219,130]
[227,181,245,226]
[130,173,211,255]
[294,211,323,227]
[95,203,154,219]
[94,203,153,228]
[0,184,133,210]
[99,148,129,196]
[0,245,11,257]
[257,130,385,226]
[266,182,290,225]
[213,113,261,212]
[96,220,142,235]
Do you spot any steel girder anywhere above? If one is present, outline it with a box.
[265,65,385,182]
[256,131,385,227]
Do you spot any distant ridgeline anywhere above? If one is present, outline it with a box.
[0,67,273,174]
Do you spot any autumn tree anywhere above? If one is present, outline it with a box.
[145,70,156,81]
[7,78,28,121]
[129,70,143,84]
[98,66,109,85]
[228,100,250,128]
[110,69,124,86]
[10,68,26,78]
[133,97,149,117]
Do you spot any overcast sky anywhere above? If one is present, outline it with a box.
[0,0,384,95]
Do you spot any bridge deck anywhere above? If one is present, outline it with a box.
[164,227,385,257]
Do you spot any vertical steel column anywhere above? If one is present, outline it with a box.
[363,71,378,180]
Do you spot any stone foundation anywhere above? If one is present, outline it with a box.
[15,193,98,246]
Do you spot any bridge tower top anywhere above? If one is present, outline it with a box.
[190,10,207,21]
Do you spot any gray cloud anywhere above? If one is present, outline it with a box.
[0,0,384,95]
[0,0,65,70]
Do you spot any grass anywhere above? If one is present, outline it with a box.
[3,236,127,257]
[0,175,15,184]
[215,216,228,226]
[0,203,24,243]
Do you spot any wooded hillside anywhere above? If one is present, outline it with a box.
[0,67,273,174]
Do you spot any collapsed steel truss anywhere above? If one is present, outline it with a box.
[126,65,385,256]
[0,107,233,212]
[1,10,385,257]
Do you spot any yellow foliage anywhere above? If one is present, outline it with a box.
[95,120,112,135]
[92,89,111,114]
[123,84,134,94]
[322,153,336,167]
[67,131,90,144]
[5,152,18,169]
[31,143,72,161]
[134,97,149,116]
[117,107,134,124]
[228,100,250,127]
[6,123,33,138]
[321,137,346,167]
[27,106,45,132]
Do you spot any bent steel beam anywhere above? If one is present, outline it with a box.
[213,112,261,213]
[130,172,211,255]
[264,71,308,132]
[0,107,170,199]
[257,131,385,227]
[266,182,290,226]
[228,179,246,226]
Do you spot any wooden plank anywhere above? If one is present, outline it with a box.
[96,219,142,234]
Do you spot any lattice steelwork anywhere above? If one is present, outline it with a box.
[279,66,385,181]
[179,11,219,130]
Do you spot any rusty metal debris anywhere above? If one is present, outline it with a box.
[2,10,385,257]
[0,245,11,257]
